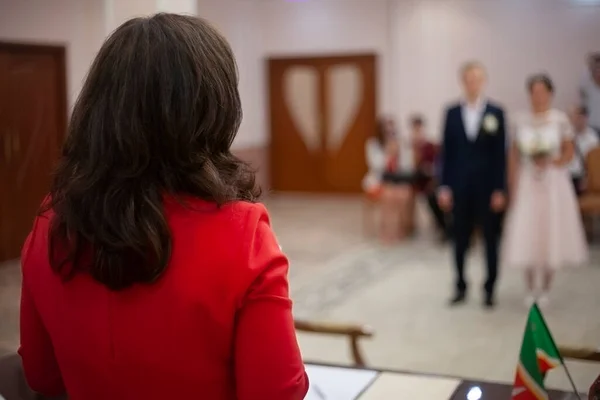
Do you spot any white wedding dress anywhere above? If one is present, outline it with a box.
[502,109,588,269]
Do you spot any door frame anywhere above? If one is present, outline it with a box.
[0,42,68,145]
[0,42,68,263]
[267,53,377,193]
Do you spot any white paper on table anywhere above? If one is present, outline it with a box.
[305,364,379,400]
[358,372,461,400]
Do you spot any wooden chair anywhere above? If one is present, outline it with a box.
[579,147,600,240]
[294,319,374,367]
[558,345,600,363]
[0,353,66,400]
[0,322,373,399]
[362,193,380,237]
[363,187,416,239]
[548,344,600,397]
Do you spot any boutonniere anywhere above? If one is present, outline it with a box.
[483,114,499,134]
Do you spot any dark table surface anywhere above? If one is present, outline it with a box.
[305,361,586,400]
[1,353,586,400]
[452,380,584,400]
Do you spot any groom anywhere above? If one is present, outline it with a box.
[438,62,507,308]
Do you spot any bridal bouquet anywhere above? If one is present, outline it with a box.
[519,135,552,161]
[519,134,553,179]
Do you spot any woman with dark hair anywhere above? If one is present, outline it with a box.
[503,74,588,307]
[18,14,308,400]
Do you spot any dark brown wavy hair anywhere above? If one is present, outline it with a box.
[44,14,259,290]
[375,117,392,146]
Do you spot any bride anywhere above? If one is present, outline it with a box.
[503,74,588,306]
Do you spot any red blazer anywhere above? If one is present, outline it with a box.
[19,197,309,400]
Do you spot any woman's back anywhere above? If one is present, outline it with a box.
[19,13,307,400]
[21,199,307,400]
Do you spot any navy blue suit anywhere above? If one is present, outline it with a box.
[440,101,506,295]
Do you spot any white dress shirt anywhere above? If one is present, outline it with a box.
[569,126,599,177]
[461,98,486,141]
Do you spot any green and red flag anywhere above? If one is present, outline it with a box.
[512,304,562,400]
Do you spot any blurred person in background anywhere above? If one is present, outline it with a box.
[363,117,391,198]
[380,118,415,242]
[439,61,507,308]
[431,150,453,243]
[568,105,599,195]
[503,74,588,308]
[408,115,449,240]
[581,53,600,135]
[18,14,308,400]
[362,117,390,235]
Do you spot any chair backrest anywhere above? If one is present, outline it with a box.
[0,353,35,400]
[294,319,373,367]
[0,353,66,400]
[558,345,600,363]
[586,147,600,193]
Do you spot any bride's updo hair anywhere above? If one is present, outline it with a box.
[527,74,554,93]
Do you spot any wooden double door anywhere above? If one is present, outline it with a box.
[0,43,67,262]
[268,54,376,193]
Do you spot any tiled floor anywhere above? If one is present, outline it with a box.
[2,194,600,392]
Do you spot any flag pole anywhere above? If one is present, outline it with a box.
[533,303,582,400]
[561,362,582,400]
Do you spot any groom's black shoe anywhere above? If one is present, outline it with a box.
[483,293,495,309]
[449,291,466,306]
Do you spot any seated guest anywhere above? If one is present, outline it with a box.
[363,118,389,199]
[19,14,308,400]
[569,105,599,195]
[581,53,600,135]
[362,118,389,235]
[380,118,414,242]
[408,115,450,240]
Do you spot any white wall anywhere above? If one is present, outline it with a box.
[105,0,157,33]
[107,0,197,32]
[0,0,105,108]
[197,0,392,149]
[156,0,197,14]
[224,0,600,144]
[0,0,199,109]
[2,0,599,146]
[258,0,393,114]
[196,0,265,149]
[391,0,600,138]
